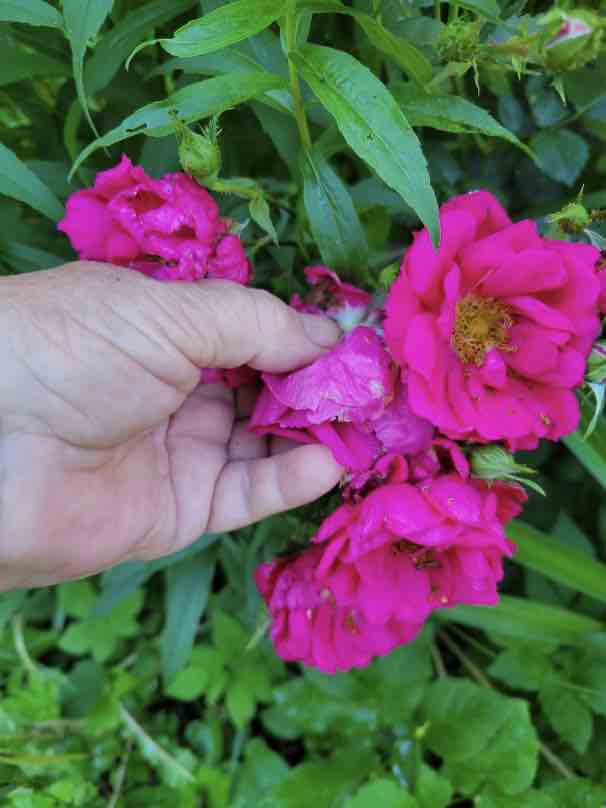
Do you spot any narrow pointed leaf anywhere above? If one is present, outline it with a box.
[0,0,62,28]
[0,142,64,221]
[508,520,606,604]
[292,44,439,245]
[70,72,287,175]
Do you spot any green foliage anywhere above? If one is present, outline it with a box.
[2,0,606,802]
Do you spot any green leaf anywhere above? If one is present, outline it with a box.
[211,611,248,659]
[58,580,96,619]
[0,42,70,88]
[488,646,553,691]
[156,0,289,58]
[423,679,539,795]
[544,779,606,808]
[564,397,606,489]
[85,0,197,94]
[539,683,593,755]
[161,549,216,683]
[70,72,287,175]
[434,595,603,644]
[508,520,606,604]
[531,129,589,187]
[292,44,439,245]
[297,2,432,85]
[346,779,418,808]
[302,149,369,277]
[455,0,500,18]
[476,789,555,808]
[392,88,531,155]
[0,142,64,222]
[232,739,289,808]
[249,195,278,243]
[165,646,226,701]
[415,764,453,808]
[62,0,115,135]
[0,0,62,28]
[226,678,256,727]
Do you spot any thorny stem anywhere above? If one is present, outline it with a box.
[438,631,576,781]
[284,9,312,153]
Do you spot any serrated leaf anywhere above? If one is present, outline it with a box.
[226,678,256,727]
[62,0,114,136]
[156,0,289,58]
[0,142,64,221]
[302,149,369,277]
[70,72,287,175]
[531,129,589,187]
[85,0,197,94]
[540,683,593,754]
[232,739,289,808]
[424,679,538,795]
[0,0,62,28]
[292,44,439,245]
[161,549,216,683]
[392,88,531,156]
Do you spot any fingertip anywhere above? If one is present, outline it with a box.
[289,444,344,500]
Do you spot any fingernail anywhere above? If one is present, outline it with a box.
[300,313,341,348]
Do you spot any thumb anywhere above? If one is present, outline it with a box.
[125,272,341,373]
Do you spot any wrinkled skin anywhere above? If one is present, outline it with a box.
[0,262,342,591]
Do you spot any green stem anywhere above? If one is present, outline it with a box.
[434,0,441,21]
[284,11,312,153]
[119,704,194,784]
[12,615,37,676]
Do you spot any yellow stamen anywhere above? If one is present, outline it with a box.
[452,294,514,366]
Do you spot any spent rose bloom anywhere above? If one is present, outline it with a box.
[385,191,601,451]
[291,265,373,331]
[250,325,396,470]
[257,461,525,672]
[58,154,250,284]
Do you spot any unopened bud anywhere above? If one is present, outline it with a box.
[175,115,222,184]
[471,445,544,495]
[549,199,591,234]
[543,10,602,71]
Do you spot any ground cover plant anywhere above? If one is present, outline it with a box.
[2,0,606,805]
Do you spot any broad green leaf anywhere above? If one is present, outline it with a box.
[0,42,70,88]
[70,72,287,175]
[292,44,439,244]
[476,789,555,808]
[232,740,289,808]
[0,0,62,28]
[58,580,96,619]
[225,678,256,727]
[564,397,606,489]
[435,595,603,644]
[62,0,114,136]
[392,88,531,155]
[211,611,248,659]
[85,0,197,94]
[539,683,593,755]
[0,242,67,273]
[544,779,606,808]
[0,143,64,222]
[488,646,553,691]
[161,549,217,683]
[415,765,453,808]
[297,2,432,85]
[302,149,369,278]
[346,779,418,808]
[508,520,606,603]
[531,129,589,187]
[165,646,226,701]
[155,0,289,58]
[423,679,538,795]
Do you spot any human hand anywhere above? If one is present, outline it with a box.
[0,262,343,590]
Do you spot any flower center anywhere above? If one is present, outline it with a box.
[452,294,514,366]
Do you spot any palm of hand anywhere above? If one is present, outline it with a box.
[0,265,341,590]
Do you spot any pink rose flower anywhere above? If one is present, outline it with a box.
[257,465,525,673]
[250,325,396,470]
[58,154,251,284]
[385,191,601,450]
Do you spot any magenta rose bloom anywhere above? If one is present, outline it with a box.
[385,191,601,450]
[256,459,525,673]
[250,325,396,470]
[59,155,250,283]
